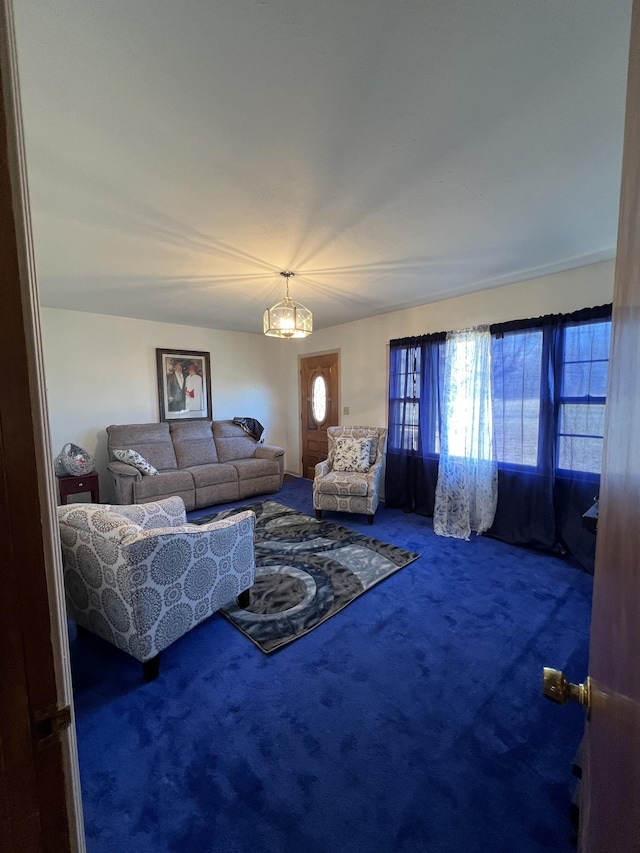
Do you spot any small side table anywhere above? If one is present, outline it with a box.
[57,472,100,505]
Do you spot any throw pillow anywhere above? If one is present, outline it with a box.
[113,448,159,476]
[332,437,372,473]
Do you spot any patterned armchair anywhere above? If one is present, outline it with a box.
[313,426,387,525]
[57,496,255,680]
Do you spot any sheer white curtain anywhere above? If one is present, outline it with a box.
[433,326,497,540]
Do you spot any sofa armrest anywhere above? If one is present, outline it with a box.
[107,460,142,505]
[255,444,285,487]
[366,459,384,481]
[57,505,139,542]
[129,509,256,544]
[127,523,204,537]
[107,460,141,479]
[110,496,187,529]
[315,459,331,479]
[195,508,256,535]
[254,444,284,460]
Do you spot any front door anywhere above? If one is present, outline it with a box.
[578,2,640,848]
[300,352,339,479]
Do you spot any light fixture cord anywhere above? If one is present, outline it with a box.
[281,270,294,300]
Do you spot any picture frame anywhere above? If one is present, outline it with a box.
[156,348,212,422]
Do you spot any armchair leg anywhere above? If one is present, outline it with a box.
[237,588,251,609]
[315,509,322,520]
[142,655,160,682]
[367,514,374,525]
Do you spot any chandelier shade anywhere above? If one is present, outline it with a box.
[263,271,313,339]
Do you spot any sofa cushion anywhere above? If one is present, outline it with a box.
[133,470,194,501]
[230,457,281,481]
[184,463,238,488]
[212,420,258,463]
[108,423,178,471]
[315,471,369,497]
[170,421,219,467]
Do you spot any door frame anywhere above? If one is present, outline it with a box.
[0,1,85,849]
[298,348,341,477]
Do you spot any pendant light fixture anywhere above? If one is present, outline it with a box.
[263,271,313,339]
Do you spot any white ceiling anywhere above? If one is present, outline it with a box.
[13,0,632,334]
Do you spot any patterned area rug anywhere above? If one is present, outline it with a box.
[195,500,420,653]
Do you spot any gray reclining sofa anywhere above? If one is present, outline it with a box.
[107,420,285,510]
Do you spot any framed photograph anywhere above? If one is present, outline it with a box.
[156,349,212,422]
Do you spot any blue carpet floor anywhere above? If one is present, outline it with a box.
[71,477,592,852]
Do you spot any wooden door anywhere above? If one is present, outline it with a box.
[578,2,640,849]
[0,2,84,850]
[300,352,339,479]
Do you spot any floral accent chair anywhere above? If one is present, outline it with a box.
[57,496,255,681]
[313,426,387,525]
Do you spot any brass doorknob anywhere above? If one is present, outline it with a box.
[542,667,591,713]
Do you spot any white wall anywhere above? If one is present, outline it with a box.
[41,259,615,496]
[284,259,616,474]
[41,308,288,501]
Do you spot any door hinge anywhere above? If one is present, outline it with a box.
[33,703,72,751]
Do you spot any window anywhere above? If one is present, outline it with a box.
[387,307,612,567]
[388,313,611,474]
[557,319,611,474]
[311,374,327,424]
[388,345,421,451]
[388,337,443,455]
[491,329,543,467]
[491,320,611,474]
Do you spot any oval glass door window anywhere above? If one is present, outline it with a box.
[312,375,327,424]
